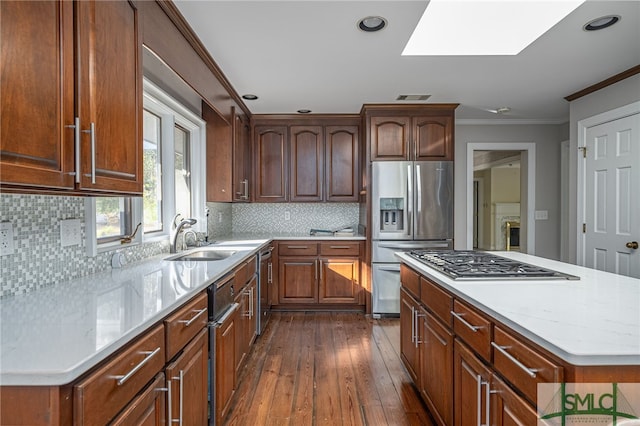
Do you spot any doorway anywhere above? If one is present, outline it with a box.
[473,151,522,250]
[466,143,536,254]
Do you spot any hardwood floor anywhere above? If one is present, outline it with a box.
[223,312,434,426]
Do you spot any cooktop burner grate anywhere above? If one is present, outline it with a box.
[407,250,580,280]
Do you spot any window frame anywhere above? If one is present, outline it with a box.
[85,79,206,257]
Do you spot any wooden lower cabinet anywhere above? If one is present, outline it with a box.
[420,311,453,426]
[318,257,360,304]
[236,275,258,374]
[454,339,492,426]
[111,373,166,426]
[400,287,420,383]
[165,328,208,426]
[278,256,318,303]
[491,375,539,425]
[215,303,238,426]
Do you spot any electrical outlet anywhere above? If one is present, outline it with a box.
[284,211,291,221]
[535,210,549,220]
[0,222,15,256]
[60,219,81,247]
[218,212,223,223]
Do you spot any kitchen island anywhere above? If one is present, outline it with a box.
[396,251,640,425]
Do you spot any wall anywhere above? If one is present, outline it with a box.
[0,194,169,298]
[566,73,640,263]
[454,123,568,260]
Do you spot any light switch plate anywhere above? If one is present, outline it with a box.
[0,222,15,256]
[60,219,82,247]
[535,210,549,220]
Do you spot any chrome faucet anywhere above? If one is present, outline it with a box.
[170,214,197,254]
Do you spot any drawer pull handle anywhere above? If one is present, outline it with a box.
[329,245,351,249]
[115,347,161,386]
[287,245,309,249]
[451,311,481,332]
[178,307,207,327]
[491,342,538,378]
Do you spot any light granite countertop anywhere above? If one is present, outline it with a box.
[396,251,640,366]
[0,233,366,386]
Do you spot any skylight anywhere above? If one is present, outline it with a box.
[402,0,585,56]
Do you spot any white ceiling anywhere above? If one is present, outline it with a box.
[173,0,640,121]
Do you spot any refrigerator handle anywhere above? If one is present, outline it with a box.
[416,164,422,217]
[407,164,412,238]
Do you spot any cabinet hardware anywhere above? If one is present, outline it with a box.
[410,305,416,344]
[329,245,351,249]
[491,342,537,378]
[319,260,323,281]
[287,245,308,249]
[173,370,184,425]
[476,375,482,426]
[451,311,481,332]
[242,179,249,199]
[65,117,81,183]
[267,262,273,283]
[167,379,174,424]
[115,347,161,386]
[178,307,207,327]
[82,122,96,184]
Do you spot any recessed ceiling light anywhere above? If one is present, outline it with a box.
[403,0,585,55]
[583,15,620,31]
[494,107,511,115]
[297,109,312,114]
[242,94,258,100]
[358,16,387,32]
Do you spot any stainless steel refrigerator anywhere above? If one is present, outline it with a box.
[371,161,453,315]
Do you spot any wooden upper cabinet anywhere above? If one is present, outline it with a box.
[0,1,75,189]
[204,102,233,202]
[325,126,359,202]
[76,0,142,194]
[365,105,457,162]
[254,125,288,202]
[0,0,143,194]
[290,125,324,202]
[370,116,410,160]
[414,115,453,161]
[233,112,251,201]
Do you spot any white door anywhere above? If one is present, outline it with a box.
[583,112,640,278]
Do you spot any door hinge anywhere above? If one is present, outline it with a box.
[578,146,587,158]
[582,223,586,233]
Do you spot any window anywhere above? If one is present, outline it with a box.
[86,79,206,256]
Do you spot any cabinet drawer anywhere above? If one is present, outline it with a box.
[278,242,318,256]
[165,292,208,362]
[451,299,492,362]
[74,324,165,426]
[235,256,256,286]
[420,277,452,327]
[111,372,166,425]
[319,241,360,256]
[244,255,257,279]
[400,264,420,299]
[492,326,563,405]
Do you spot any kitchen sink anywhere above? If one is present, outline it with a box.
[167,249,236,262]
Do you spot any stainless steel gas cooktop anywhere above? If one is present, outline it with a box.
[407,250,580,281]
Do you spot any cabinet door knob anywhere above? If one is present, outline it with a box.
[626,241,638,249]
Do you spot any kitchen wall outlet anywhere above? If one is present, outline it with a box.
[218,212,223,223]
[0,222,15,256]
[284,211,290,221]
[60,219,82,247]
[535,210,549,220]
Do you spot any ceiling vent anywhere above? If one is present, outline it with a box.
[396,94,431,101]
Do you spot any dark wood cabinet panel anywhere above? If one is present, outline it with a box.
[278,256,318,304]
[233,112,251,201]
[420,311,454,426]
[1,0,143,194]
[76,0,142,193]
[290,125,323,202]
[254,126,288,202]
[400,288,420,384]
[454,340,491,426]
[204,102,233,202]
[414,115,453,161]
[0,0,75,189]
[491,376,539,426]
[111,373,166,426]
[325,125,359,202]
[215,305,237,426]
[318,258,360,304]
[370,116,410,160]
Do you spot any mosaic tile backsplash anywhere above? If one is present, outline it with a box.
[232,203,359,234]
[1,196,359,298]
[0,194,169,298]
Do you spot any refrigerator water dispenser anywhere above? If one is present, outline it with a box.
[379,197,404,232]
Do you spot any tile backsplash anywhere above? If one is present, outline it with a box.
[1,195,360,298]
[0,194,168,298]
